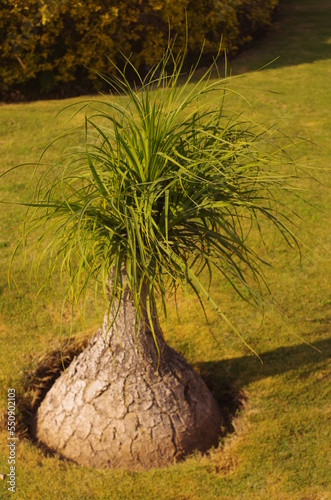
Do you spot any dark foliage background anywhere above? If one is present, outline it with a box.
[0,0,278,100]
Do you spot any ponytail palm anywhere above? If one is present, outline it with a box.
[23,48,301,469]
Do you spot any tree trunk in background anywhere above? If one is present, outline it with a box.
[35,276,222,470]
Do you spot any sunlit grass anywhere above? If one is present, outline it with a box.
[0,0,330,498]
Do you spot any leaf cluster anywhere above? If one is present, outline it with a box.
[17,47,302,354]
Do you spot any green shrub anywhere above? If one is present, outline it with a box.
[0,0,279,99]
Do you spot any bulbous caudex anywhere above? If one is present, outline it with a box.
[35,274,222,470]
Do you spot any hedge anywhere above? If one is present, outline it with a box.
[0,0,279,99]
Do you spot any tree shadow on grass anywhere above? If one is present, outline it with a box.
[197,337,331,433]
[229,0,331,75]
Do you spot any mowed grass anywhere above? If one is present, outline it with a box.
[0,0,330,498]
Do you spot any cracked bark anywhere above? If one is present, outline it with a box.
[35,272,222,470]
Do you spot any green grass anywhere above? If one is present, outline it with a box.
[0,0,330,498]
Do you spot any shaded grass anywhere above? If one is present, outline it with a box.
[231,0,331,72]
[1,0,331,498]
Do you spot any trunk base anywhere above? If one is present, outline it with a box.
[36,289,222,470]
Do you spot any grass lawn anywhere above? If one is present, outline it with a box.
[0,0,330,498]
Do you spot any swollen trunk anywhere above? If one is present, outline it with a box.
[36,279,222,469]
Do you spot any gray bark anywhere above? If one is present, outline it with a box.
[35,275,222,470]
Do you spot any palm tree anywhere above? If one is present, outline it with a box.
[21,48,300,469]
